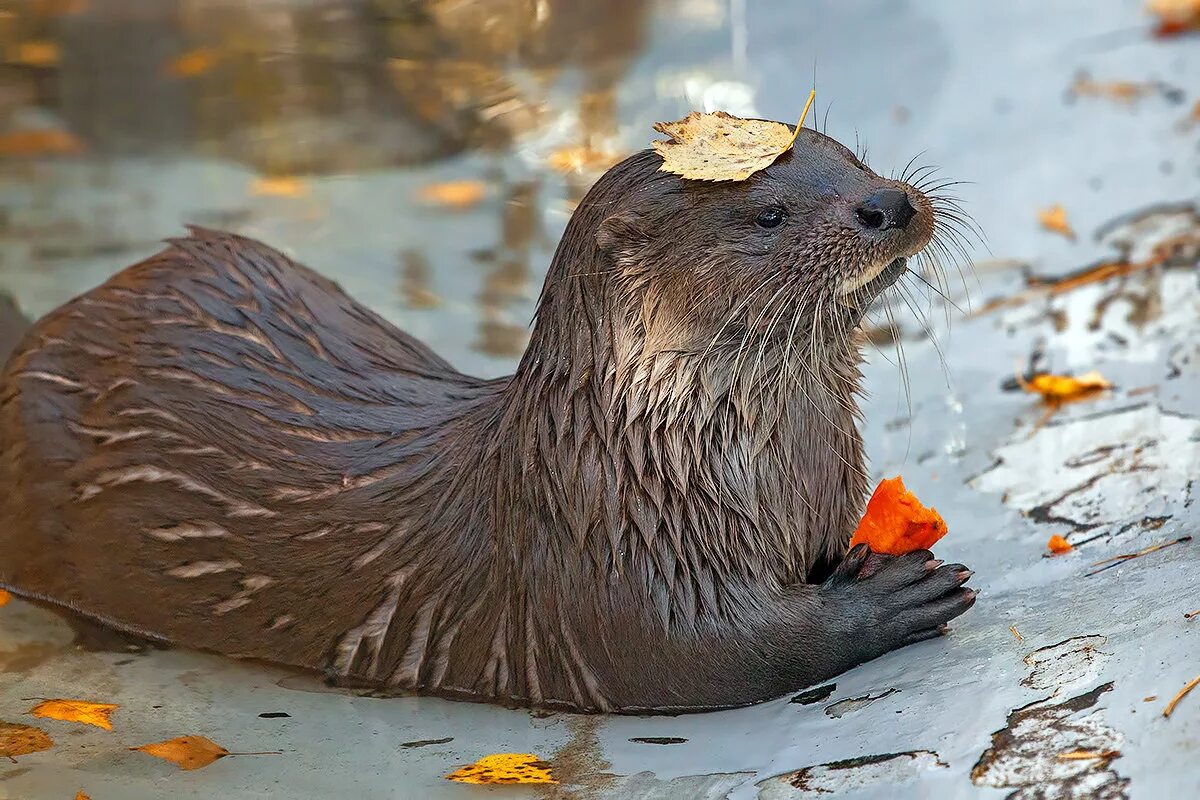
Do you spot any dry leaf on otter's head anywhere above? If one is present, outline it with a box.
[0,721,53,759]
[848,476,948,555]
[132,735,229,770]
[28,699,118,731]
[653,91,816,182]
[446,752,557,785]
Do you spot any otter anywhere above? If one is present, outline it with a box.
[0,124,974,713]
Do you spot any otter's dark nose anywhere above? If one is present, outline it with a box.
[856,188,916,231]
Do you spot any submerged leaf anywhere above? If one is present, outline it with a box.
[28,699,118,731]
[0,721,53,759]
[132,735,229,771]
[848,476,948,555]
[446,753,557,785]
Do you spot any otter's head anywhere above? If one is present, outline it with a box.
[536,125,949,370]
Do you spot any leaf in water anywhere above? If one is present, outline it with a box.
[0,129,84,157]
[546,146,624,174]
[28,699,119,731]
[1037,204,1076,240]
[251,176,309,198]
[1147,0,1200,37]
[166,48,219,78]
[446,753,557,785]
[0,721,53,759]
[848,476,948,555]
[12,41,59,67]
[132,736,230,771]
[417,180,487,210]
[652,93,815,182]
[75,792,91,800]
[0,589,10,606]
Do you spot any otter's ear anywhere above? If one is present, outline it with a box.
[597,211,650,256]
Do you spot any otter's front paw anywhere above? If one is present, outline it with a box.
[822,543,976,652]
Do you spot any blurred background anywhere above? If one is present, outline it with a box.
[0,2,1198,799]
[0,0,1192,379]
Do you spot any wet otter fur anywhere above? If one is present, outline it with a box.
[0,127,975,713]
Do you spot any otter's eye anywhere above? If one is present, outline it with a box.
[755,207,786,229]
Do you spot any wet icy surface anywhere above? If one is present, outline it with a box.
[0,1,1198,798]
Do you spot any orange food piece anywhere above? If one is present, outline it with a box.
[1047,534,1073,554]
[0,589,10,607]
[848,476,948,555]
[1018,370,1111,404]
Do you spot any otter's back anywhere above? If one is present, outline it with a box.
[0,228,500,668]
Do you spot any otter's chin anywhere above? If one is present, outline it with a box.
[839,256,908,307]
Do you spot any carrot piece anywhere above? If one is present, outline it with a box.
[1047,534,1073,555]
[848,476,948,555]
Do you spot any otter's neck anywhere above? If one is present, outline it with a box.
[494,221,867,617]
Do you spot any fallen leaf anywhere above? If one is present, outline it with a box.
[1047,534,1074,555]
[0,721,53,759]
[132,736,229,771]
[75,792,90,800]
[1147,0,1200,36]
[1163,674,1200,717]
[251,176,309,198]
[28,699,118,731]
[11,41,59,67]
[1037,204,1075,240]
[1018,370,1111,404]
[31,0,89,16]
[0,589,10,607]
[446,753,557,785]
[1056,750,1120,761]
[0,129,84,157]
[417,180,487,209]
[848,476,948,556]
[166,48,219,78]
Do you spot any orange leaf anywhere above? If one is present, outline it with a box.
[1047,534,1073,555]
[131,735,229,771]
[75,792,90,800]
[0,589,10,607]
[251,176,309,198]
[28,699,118,731]
[1037,204,1075,240]
[1018,370,1111,404]
[11,41,60,67]
[0,129,84,157]
[417,180,487,210]
[446,753,557,785]
[848,476,948,555]
[0,721,53,759]
[166,48,219,78]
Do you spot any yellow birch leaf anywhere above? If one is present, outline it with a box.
[0,721,53,759]
[131,735,229,771]
[1037,204,1075,240]
[417,180,488,209]
[651,91,815,182]
[28,699,119,731]
[0,588,10,606]
[446,752,557,785]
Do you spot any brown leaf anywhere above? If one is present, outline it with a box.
[132,735,229,771]
[446,752,557,785]
[652,112,795,182]
[166,48,219,78]
[1037,204,1076,240]
[0,129,84,157]
[28,699,118,731]
[0,721,53,759]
